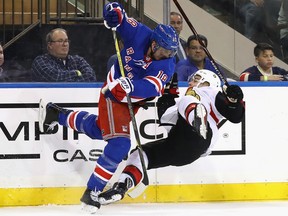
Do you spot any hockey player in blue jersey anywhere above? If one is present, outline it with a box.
[38,1,179,213]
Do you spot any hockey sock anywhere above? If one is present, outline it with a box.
[59,111,102,139]
[118,148,148,187]
[87,137,131,192]
[119,165,142,188]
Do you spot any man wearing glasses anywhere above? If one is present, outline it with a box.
[175,34,220,81]
[31,28,96,82]
[170,11,187,63]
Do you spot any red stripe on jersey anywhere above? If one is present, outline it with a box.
[239,72,250,81]
[95,165,113,181]
[123,165,142,185]
[184,103,197,123]
[210,104,219,124]
[145,76,162,92]
[68,111,78,130]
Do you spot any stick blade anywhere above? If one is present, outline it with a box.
[127,182,147,198]
[127,168,149,198]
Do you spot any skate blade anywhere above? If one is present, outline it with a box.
[98,194,122,205]
[196,104,207,139]
[81,202,99,214]
[127,182,147,198]
[38,99,46,133]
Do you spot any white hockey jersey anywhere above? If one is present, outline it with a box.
[160,86,224,156]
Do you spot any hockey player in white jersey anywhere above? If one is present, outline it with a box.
[97,69,245,205]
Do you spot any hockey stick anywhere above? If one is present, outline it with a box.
[173,0,229,86]
[112,30,149,198]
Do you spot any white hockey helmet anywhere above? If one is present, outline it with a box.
[193,69,221,88]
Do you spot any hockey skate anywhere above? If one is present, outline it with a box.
[39,99,69,133]
[98,179,131,205]
[193,103,208,139]
[80,188,101,213]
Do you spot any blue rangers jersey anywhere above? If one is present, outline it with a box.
[106,15,177,102]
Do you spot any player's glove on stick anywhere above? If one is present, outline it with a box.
[163,72,179,98]
[103,2,124,30]
[223,84,243,103]
[157,73,179,118]
[102,77,134,102]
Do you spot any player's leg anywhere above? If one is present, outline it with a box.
[98,138,169,205]
[80,95,134,212]
[97,112,211,205]
[80,136,131,209]
[39,99,102,139]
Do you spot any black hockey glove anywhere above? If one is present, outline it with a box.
[223,84,243,103]
[163,73,179,97]
[157,73,179,119]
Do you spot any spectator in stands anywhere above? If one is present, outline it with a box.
[238,0,265,41]
[278,0,288,63]
[0,42,8,81]
[239,42,288,81]
[0,43,4,71]
[31,28,96,82]
[0,42,28,82]
[170,11,187,63]
[238,0,282,43]
[175,34,219,81]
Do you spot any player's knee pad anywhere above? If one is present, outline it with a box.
[104,137,131,163]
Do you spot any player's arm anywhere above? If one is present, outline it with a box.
[103,61,175,103]
[215,84,245,123]
[130,60,176,99]
[156,73,179,119]
[102,75,166,103]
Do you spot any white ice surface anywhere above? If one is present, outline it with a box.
[1,201,288,216]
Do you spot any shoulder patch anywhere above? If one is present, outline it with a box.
[185,88,200,101]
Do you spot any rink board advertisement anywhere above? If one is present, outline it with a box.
[0,83,288,206]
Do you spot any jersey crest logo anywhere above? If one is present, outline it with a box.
[133,59,152,70]
[185,88,200,101]
[134,59,146,66]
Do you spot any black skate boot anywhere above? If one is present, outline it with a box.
[193,103,208,139]
[98,178,132,205]
[80,188,101,213]
[39,99,71,133]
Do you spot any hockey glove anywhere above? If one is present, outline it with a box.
[223,84,243,103]
[103,77,134,102]
[163,73,179,97]
[157,73,179,118]
[103,2,124,30]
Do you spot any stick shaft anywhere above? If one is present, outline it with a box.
[173,0,229,85]
[113,31,149,187]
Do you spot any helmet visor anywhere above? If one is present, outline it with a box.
[158,46,177,58]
